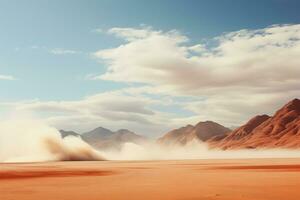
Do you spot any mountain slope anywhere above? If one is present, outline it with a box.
[209,98,300,149]
[158,121,230,145]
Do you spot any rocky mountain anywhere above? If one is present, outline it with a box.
[59,127,146,150]
[158,121,231,145]
[209,98,300,149]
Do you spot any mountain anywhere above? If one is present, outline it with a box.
[59,130,80,138]
[158,121,231,145]
[59,127,147,150]
[209,98,300,149]
[81,127,113,141]
[81,127,147,150]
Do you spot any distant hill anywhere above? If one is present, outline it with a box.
[82,127,147,150]
[59,127,147,150]
[59,130,80,138]
[59,98,300,150]
[158,121,230,145]
[209,98,300,149]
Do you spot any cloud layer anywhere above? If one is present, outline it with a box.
[0,75,16,80]
[2,24,300,136]
[3,90,184,136]
[49,48,80,55]
[92,24,300,126]
[95,24,300,93]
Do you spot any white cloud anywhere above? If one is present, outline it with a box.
[108,26,159,41]
[31,45,40,49]
[2,24,299,137]
[93,28,103,33]
[91,24,300,127]
[50,48,80,55]
[0,75,16,81]
[85,73,102,80]
[188,44,206,53]
[1,89,187,136]
[95,24,300,92]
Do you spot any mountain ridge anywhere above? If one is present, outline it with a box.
[59,126,146,150]
[158,120,231,145]
[209,98,300,149]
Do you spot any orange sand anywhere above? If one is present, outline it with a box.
[1,158,300,200]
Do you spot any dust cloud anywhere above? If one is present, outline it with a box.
[1,119,300,163]
[102,141,300,160]
[0,119,104,162]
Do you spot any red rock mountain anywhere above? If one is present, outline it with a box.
[158,121,231,145]
[209,98,300,149]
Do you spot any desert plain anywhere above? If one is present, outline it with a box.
[1,158,300,200]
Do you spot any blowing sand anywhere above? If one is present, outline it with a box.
[1,158,300,200]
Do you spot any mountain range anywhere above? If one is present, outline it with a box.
[158,98,300,149]
[59,127,146,150]
[158,121,231,145]
[208,98,300,149]
[60,98,300,150]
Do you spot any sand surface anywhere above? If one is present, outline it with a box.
[1,158,300,200]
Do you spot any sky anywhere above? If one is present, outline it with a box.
[0,0,300,137]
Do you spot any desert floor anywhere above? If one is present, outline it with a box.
[1,158,300,200]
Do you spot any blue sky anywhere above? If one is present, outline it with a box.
[0,0,300,135]
[1,0,300,100]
